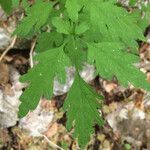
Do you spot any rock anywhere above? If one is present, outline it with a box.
[53,64,95,95]
[0,68,25,128]
[19,100,54,137]
[0,28,11,50]
[106,93,150,148]
[0,87,22,128]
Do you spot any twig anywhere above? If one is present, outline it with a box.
[29,38,37,68]
[39,133,65,150]
[0,35,17,62]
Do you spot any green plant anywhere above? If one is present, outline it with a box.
[128,0,150,32]
[1,0,150,148]
[125,143,131,150]
[0,0,19,14]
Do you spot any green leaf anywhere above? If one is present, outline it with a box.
[61,141,69,150]
[36,32,63,52]
[85,1,145,49]
[65,37,87,70]
[142,4,150,22]
[87,42,150,90]
[65,0,87,22]
[65,0,80,22]
[21,0,29,10]
[75,22,89,35]
[12,0,19,8]
[129,10,148,32]
[63,73,104,148]
[0,0,12,14]
[52,17,72,34]
[19,45,71,117]
[125,143,131,150]
[129,0,137,6]
[14,0,52,37]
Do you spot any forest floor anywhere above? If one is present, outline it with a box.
[0,7,150,150]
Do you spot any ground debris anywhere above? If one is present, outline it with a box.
[0,67,23,128]
[106,91,150,149]
[0,62,9,85]
[19,99,54,137]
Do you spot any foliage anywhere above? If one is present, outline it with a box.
[1,0,150,148]
[14,0,52,37]
[19,45,71,117]
[0,0,13,14]
[128,0,150,31]
[63,72,104,146]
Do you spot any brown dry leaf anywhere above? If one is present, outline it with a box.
[112,131,121,141]
[140,43,150,60]
[0,62,9,85]
[41,99,57,111]
[12,55,28,66]
[44,122,58,138]
[0,129,10,145]
[2,55,13,62]
[147,73,150,82]
[3,83,14,96]
[103,81,118,93]
[133,90,144,109]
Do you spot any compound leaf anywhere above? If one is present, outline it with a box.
[85,1,145,50]
[87,42,150,90]
[63,73,104,148]
[19,45,71,117]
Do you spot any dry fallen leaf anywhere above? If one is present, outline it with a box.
[103,81,118,93]
[44,122,58,138]
[3,83,14,96]
[0,62,9,85]
[140,43,150,61]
